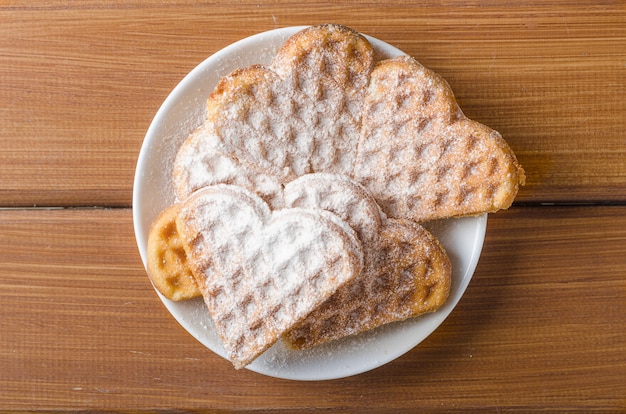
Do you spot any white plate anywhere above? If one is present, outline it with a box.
[133,26,487,381]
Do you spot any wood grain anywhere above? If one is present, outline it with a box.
[1,2,625,412]
[1,206,624,411]
[1,2,625,206]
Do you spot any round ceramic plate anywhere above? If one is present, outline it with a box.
[133,26,487,381]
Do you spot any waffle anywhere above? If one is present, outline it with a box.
[283,174,451,349]
[283,173,383,243]
[204,24,373,183]
[184,23,524,223]
[173,123,282,205]
[146,204,201,301]
[355,56,525,221]
[175,184,364,369]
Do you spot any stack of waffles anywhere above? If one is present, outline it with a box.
[145,24,525,369]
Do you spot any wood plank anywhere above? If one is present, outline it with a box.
[0,206,624,411]
[1,3,625,206]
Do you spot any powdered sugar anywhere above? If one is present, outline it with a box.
[173,124,283,204]
[283,173,383,242]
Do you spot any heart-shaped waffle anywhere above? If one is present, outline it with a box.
[205,24,373,183]
[177,24,524,223]
[355,56,524,220]
[173,123,282,205]
[283,173,383,244]
[175,184,364,369]
[283,174,451,349]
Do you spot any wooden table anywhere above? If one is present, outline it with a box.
[1,2,624,412]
